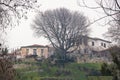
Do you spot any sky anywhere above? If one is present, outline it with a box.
[6,0,110,50]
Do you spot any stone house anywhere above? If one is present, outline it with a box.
[71,36,112,63]
[76,36,111,54]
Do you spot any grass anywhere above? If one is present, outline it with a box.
[88,76,113,80]
[15,59,112,80]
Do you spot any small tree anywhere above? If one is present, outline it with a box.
[109,46,120,80]
[101,63,112,76]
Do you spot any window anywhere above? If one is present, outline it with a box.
[101,43,103,46]
[41,49,44,56]
[33,49,37,55]
[26,49,29,55]
[92,42,94,46]
[104,43,106,48]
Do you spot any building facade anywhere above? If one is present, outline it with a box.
[88,37,111,51]
[77,36,111,54]
[20,37,111,62]
[20,44,49,58]
[75,36,112,63]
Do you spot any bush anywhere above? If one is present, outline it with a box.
[108,46,120,80]
[0,58,16,80]
[101,63,112,76]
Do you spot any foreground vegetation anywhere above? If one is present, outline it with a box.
[15,58,112,80]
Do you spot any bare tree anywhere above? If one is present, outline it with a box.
[0,0,40,49]
[0,1,40,79]
[78,0,120,19]
[0,58,16,80]
[78,0,120,79]
[78,0,120,44]
[106,14,120,44]
[32,8,89,60]
[0,0,39,31]
[95,0,120,43]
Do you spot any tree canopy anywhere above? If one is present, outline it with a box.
[0,0,39,31]
[32,8,89,56]
[0,0,40,46]
[78,0,120,44]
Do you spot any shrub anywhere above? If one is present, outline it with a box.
[0,58,16,80]
[109,46,120,80]
[101,63,112,76]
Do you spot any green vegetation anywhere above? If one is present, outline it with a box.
[15,58,112,80]
[88,76,112,80]
[100,63,112,76]
[100,46,120,80]
[110,46,120,80]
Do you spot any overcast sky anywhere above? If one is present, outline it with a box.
[6,0,110,50]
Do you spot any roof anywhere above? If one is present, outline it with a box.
[88,37,111,43]
[21,44,49,48]
[76,35,111,43]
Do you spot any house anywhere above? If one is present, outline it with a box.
[76,36,111,54]
[20,44,49,58]
[88,37,111,51]
[20,36,111,62]
[75,36,112,63]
